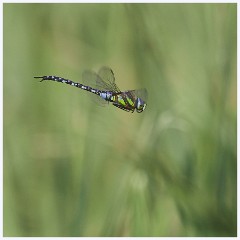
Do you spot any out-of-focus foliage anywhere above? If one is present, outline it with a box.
[3,3,236,237]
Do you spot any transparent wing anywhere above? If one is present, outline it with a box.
[97,66,121,93]
[124,88,148,102]
[87,93,108,107]
[82,70,102,89]
[82,70,108,106]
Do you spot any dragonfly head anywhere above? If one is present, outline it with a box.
[135,97,147,113]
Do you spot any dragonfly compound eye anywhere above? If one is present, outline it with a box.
[136,98,146,113]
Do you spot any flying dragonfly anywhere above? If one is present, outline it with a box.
[34,66,147,113]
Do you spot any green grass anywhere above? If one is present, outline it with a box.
[3,3,237,237]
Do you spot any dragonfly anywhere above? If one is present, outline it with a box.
[34,66,147,113]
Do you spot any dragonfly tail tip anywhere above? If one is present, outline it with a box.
[34,76,45,82]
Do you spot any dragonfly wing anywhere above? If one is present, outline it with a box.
[82,68,113,91]
[88,94,108,106]
[98,66,121,93]
[124,88,148,102]
[82,70,100,89]
[82,70,108,106]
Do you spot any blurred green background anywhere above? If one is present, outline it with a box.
[3,3,237,237]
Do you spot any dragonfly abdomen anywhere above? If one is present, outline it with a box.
[34,75,102,96]
[99,92,115,102]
